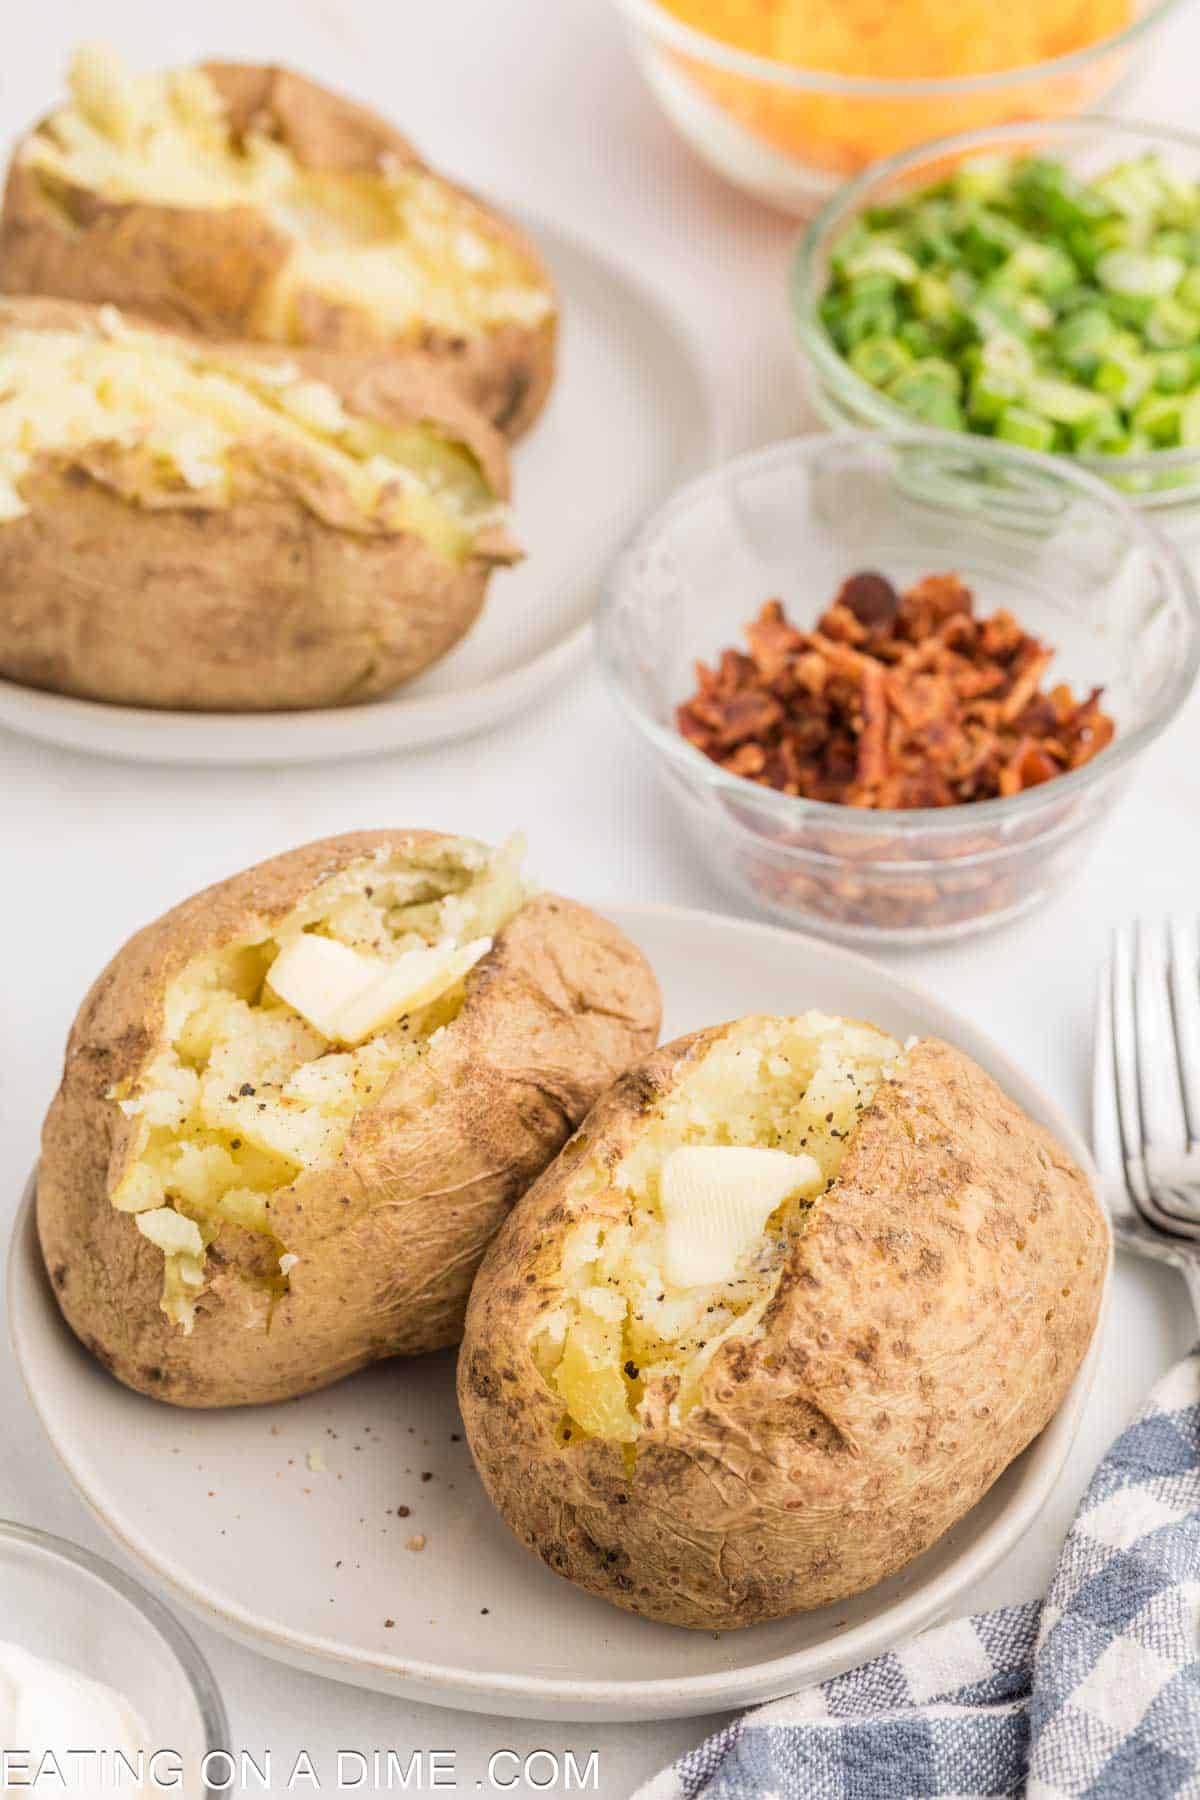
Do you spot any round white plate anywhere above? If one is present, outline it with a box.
[8,904,1107,1722]
[0,220,709,767]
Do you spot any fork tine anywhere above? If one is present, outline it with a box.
[1095,952,1200,1242]
[1097,928,1200,1312]
[1135,918,1191,1170]
[1168,915,1200,1147]
[1092,957,1126,1201]
[1111,922,1149,1207]
[1119,919,1200,1236]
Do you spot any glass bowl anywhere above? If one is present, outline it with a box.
[607,0,1184,213]
[792,117,1200,534]
[0,1519,228,1798]
[596,430,1200,945]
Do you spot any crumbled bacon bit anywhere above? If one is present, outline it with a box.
[676,570,1114,810]
[837,571,899,630]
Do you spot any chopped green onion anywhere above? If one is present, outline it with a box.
[979,332,1036,381]
[1023,376,1109,427]
[970,292,1034,342]
[898,319,939,358]
[1014,294,1056,335]
[912,272,958,324]
[968,368,1024,424]
[840,297,899,349]
[1153,348,1200,393]
[960,210,1026,274]
[1053,306,1113,374]
[995,406,1057,452]
[886,365,965,429]
[1094,157,1173,221]
[844,245,920,285]
[1145,296,1200,349]
[1095,354,1154,408]
[1075,416,1134,457]
[952,156,1012,204]
[1000,241,1078,298]
[1096,249,1185,299]
[848,336,913,387]
[1133,393,1186,444]
[818,148,1200,487]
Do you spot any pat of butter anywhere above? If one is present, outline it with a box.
[267,932,491,1045]
[267,935,381,1039]
[660,1146,822,1288]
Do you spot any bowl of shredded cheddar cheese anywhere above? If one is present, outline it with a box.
[610,0,1184,211]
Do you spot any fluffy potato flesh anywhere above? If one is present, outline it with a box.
[111,837,525,1331]
[535,1014,901,1447]
[24,47,553,342]
[0,309,503,556]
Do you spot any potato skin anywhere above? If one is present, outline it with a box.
[0,63,557,438]
[458,1024,1108,1630]
[37,831,662,1407]
[0,296,516,711]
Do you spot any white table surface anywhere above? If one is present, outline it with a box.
[2,1,1200,1793]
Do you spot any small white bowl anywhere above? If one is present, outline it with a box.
[0,1520,228,1798]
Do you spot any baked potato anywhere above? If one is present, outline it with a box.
[459,1011,1107,1629]
[37,831,662,1407]
[0,47,557,438]
[0,296,519,710]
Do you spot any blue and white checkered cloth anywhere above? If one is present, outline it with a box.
[639,1350,1200,1799]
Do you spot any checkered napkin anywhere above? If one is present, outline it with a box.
[638,1350,1200,1800]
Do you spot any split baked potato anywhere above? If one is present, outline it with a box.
[0,48,557,438]
[38,831,662,1407]
[0,296,519,710]
[459,1012,1107,1629]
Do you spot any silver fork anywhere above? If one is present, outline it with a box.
[1093,918,1200,1317]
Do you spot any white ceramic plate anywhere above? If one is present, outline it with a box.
[0,219,709,767]
[8,904,1107,1721]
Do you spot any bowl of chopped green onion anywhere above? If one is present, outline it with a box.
[791,118,1200,527]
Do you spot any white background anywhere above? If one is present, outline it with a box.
[2,1,1200,1793]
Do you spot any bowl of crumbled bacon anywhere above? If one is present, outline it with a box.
[597,430,1200,941]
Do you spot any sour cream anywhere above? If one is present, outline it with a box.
[0,1641,148,1796]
